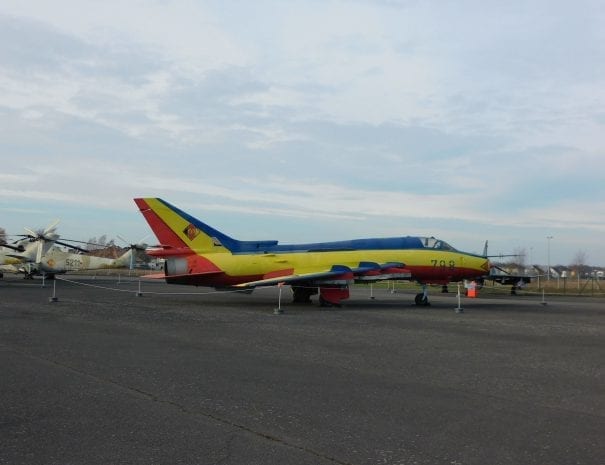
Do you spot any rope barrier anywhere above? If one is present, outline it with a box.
[50,276,605,299]
[56,276,139,294]
[55,276,277,297]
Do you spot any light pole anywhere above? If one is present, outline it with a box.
[546,236,554,280]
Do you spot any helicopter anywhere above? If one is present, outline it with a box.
[1,222,147,279]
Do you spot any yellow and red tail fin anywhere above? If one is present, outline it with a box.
[134,198,278,254]
[134,198,233,254]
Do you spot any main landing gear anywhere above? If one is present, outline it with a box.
[414,284,431,306]
[291,285,349,307]
[292,286,317,304]
[293,283,436,307]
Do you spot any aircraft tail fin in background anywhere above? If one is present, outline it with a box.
[113,248,134,268]
[134,198,279,254]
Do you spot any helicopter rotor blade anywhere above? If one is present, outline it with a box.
[54,240,89,254]
[35,242,43,264]
[23,227,38,238]
[0,243,25,252]
[43,219,60,235]
[117,234,127,243]
[137,234,150,245]
[59,238,105,247]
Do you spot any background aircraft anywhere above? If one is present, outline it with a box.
[21,246,141,278]
[135,198,490,306]
[0,223,146,279]
[0,242,31,271]
[1,221,66,273]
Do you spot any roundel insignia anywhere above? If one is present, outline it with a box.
[183,223,200,241]
[47,258,55,268]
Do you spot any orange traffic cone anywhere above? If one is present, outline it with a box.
[467,281,477,298]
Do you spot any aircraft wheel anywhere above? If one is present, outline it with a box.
[319,296,341,308]
[415,293,430,306]
[292,286,315,304]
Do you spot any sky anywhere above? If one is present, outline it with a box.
[1,0,604,266]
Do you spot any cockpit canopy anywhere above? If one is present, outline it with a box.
[420,236,456,251]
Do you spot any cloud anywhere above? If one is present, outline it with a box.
[1,1,604,263]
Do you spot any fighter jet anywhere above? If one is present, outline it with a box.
[135,198,490,306]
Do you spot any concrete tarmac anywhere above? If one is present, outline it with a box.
[1,275,604,465]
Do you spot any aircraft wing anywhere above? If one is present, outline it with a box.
[234,267,352,288]
[145,245,196,257]
[485,265,533,285]
[142,270,225,280]
[235,262,411,288]
[486,274,533,285]
[141,272,170,279]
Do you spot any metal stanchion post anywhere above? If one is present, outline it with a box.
[274,283,284,314]
[48,280,58,303]
[136,279,143,297]
[455,283,464,313]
